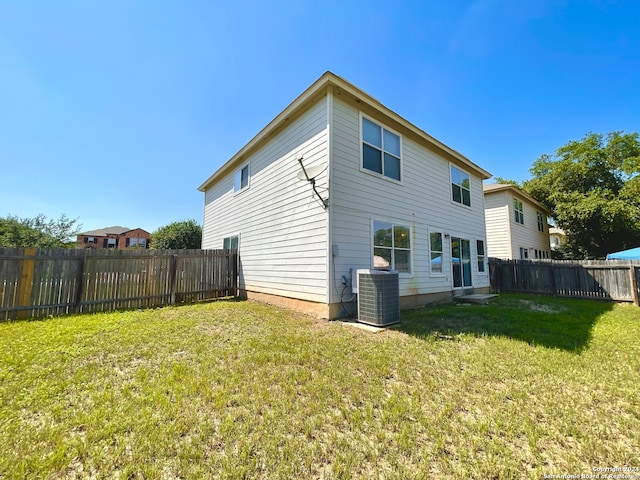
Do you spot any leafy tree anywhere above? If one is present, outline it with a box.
[522,131,640,259]
[151,219,202,249]
[0,214,81,248]
[493,176,521,187]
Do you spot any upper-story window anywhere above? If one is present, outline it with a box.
[514,198,524,224]
[451,166,471,206]
[234,164,249,192]
[537,211,545,232]
[361,117,401,181]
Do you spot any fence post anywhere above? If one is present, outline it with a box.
[169,254,178,305]
[74,253,86,313]
[550,262,557,296]
[234,250,239,296]
[631,266,640,307]
[17,247,36,319]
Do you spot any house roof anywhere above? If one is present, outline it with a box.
[483,183,551,215]
[78,226,131,236]
[198,71,492,192]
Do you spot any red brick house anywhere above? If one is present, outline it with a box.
[76,226,151,249]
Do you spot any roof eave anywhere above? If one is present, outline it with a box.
[197,72,335,192]
[484,184,551,215]
[328,74,492,180]
[198,71,492,192]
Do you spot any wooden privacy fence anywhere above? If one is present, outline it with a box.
[0,248,238,321]
[489,258,640,305]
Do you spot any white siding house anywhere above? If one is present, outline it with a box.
[549,227,566,252]
[483,184,551,260]
[199,72,492,319]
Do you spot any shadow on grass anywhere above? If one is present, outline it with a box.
[394,294,615,352]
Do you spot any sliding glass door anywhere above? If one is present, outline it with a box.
[451,237,472,288]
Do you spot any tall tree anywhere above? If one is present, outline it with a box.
[0,214,81,248]
[523,131,640,258]
[151,220,202,249]
[493,176,521,187]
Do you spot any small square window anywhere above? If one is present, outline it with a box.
[234,164,249,192]
[223,235,239,250]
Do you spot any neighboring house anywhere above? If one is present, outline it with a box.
[483,184,551,260]
[76,227,151,249]
[198,71,492,319]
[549,226,566,251]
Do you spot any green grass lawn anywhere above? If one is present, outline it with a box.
[1,295,639,479]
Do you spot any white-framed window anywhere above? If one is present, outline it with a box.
[234,164,249,193]
[361,116,401,181]
[372,220,411,273]
[451,165,471,207]
[514,198,524,224]
[476,239,486,273]
[520,247,528,259]
[429,231,444,274]
[126,238,148,248]
[223,235,239,250]
[83,236,97,244]
[537,211,545,232]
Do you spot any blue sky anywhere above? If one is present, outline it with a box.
[1,0,639,234]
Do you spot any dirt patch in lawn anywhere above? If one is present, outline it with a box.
[518,299,564,314]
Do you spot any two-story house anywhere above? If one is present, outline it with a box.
[76,227,151,249]
[483,183,551,260]
[549,226,566,252]
[199,72,492,319]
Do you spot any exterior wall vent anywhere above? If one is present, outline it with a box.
[354,269,400,326]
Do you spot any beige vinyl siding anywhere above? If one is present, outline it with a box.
[484,191,512,259]
[509,195,550,259]
[329,97,489,302]
[202,99,329,303]
[484,190,551,259]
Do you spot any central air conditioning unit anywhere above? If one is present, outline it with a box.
[353,269,400,326]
